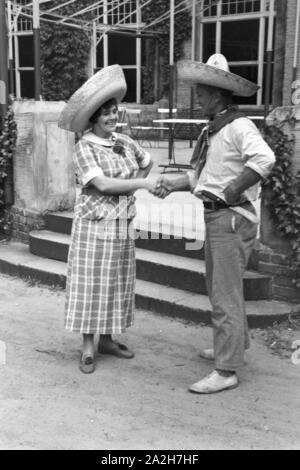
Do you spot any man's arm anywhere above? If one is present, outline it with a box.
[223,119,276,205]
[154,174,191,198]
[223,167,262,205]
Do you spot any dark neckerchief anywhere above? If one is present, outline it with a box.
[190,105,246,179]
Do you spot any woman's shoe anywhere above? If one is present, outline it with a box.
[98,341,134,359]
[79,354,95,374]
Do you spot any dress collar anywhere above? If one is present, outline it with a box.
[82,131,117,147]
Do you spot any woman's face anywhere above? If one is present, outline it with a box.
[94,103,118,136]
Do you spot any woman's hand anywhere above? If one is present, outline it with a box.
[143,176,158,193]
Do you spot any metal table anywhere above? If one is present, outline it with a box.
[152,118,207,172]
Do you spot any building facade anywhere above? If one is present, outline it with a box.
[6,0,300,110]
[8,0,144,103]
[178,0,300,111]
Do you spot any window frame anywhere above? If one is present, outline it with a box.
[199,0,276,106]
[95,0,143,103]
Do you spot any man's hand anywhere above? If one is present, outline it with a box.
[223,168,262,205]
[223,182,241,205]
[152,175,173,199]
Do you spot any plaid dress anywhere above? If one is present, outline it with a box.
[65,132,151,334]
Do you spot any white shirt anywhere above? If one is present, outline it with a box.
[188,117,275,202]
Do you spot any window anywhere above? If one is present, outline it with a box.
[221,0,261,15]
[96,0,138,25]
[18,35,34,68]
[95,0,141,102]
[199,0,275,105]
[15,0,33,32]
[9,1,35,99]
[108,34,136,66]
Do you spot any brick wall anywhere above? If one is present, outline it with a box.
[11,207,45,244]
[258,248,300,303]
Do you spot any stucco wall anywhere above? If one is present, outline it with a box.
[12,101,76,242]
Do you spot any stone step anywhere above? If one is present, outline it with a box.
[44,211,206,260]
[44,211,261,268]
[0,242,291,329]
[29,230,271,300]
[45,211,73,235]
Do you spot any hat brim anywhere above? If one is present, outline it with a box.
[58,65,127,132]
[177,60,259,97]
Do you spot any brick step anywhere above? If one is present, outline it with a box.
[44,211,261,268]
[29,230,271,300]
[0,242,291,329]
[44,211,205,260]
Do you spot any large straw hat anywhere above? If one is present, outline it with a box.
[177,54,259,97]
[58,64,127,132]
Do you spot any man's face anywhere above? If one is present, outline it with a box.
[196,85,219,118]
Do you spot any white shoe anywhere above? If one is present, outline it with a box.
[199,348,214,360]
[188,370,238,394]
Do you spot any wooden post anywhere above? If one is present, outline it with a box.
[264,0,275,118]
[0,1,14,205]
[293,0,300,82]
[33,0,41,100]
[0,0,8,122]
[154,39,159,101]
[168,0,175,163]
[7,0,14,96]
[190,0,196,148]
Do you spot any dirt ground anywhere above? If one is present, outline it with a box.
[0,273,299,451]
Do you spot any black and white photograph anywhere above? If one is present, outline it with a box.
[0,0,299,451]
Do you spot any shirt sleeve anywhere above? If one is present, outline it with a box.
[232,118,276,179]
[75,140,104,186]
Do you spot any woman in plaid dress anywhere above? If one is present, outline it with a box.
[59,66,155,373]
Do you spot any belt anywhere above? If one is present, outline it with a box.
[203,200,259,224]
[203,200,251,211]
[203,200,229,210]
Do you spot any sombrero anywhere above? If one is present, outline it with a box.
[177,54,259,97]
[58,64,127,132]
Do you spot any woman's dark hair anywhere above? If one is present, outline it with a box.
[89,98,118,124]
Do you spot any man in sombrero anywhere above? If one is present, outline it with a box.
[155,54,275,394]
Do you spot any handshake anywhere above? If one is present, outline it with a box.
[144,175,173,199]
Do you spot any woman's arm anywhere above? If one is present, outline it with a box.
[136,160,154,179]
[89,174,156,195]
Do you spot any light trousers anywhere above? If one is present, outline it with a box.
[204,208,258,371]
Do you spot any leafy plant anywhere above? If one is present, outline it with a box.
[40,0,92,101]
[0,105,17,239]
[262,125,300,288]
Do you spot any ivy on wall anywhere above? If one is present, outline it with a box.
[39,0,192,103]
[263,125,300,288]
[0,106,17,239]
[40,0,92,101]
